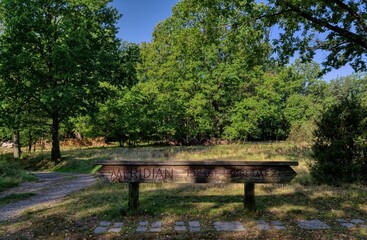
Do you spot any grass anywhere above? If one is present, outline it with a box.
[1,181,366,239]
[1,142,366,239]
[22,141,311,173]
[0,153,38,192]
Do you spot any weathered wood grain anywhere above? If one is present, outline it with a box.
[97,161,298,184]
[96,160,298,212]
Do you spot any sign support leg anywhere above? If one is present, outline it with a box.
[128,182,139,209]
[244,183,256,211]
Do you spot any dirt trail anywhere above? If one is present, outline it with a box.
[0,172,96,222]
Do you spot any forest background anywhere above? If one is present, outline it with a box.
[0,0,366,184]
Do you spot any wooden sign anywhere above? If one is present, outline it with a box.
[96,160,298,211]
[97,161,298,184]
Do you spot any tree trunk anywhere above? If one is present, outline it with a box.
[13,130,21,159]
[28,130,32,153]
[51,114,61,162]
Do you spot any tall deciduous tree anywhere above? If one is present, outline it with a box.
[264,0,367,71]
[139,0,272,143]
[0,0,121,162]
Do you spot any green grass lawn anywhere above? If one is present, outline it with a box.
[1,142,366,239]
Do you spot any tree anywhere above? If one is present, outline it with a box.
[311,74,367,184]
[71,41,143,146]
[264,0,367,71]
[138,0,272,143]
[224,61,326,141]
[0,0,121,162]
[311,94,367,184]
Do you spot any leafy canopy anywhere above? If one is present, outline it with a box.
[264,0,367,72]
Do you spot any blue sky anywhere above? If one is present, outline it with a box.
[112,0,354,81]
[113,0,178,43]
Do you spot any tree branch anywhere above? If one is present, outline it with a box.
[285,3,367,50]
[256,9,293,20]
[333,0,367,33]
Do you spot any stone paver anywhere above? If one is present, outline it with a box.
[214,221,245,232]
[136,221,149,233]
[139,220,149,226]
[94,227,108,234]
[135,220,162,232]
[271,220,286,230]
[150,221,162,232]
[190,227,201,232]
[256,220,270,231]
[337,219,365,229]
[108,228,122,233]
[189,221,201,232]
[175,221,187,232]
[113,222,124,228]
[99,221,111,227]
[95,221,124,234]
[175,225,187,231]
[336,219,348,223]
[351,219,365,224]
[189,221,200,228]
[298,220,330,230]
[136,226,148,232]
[340,223,355,229]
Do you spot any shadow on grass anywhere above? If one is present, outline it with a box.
[1,182,367,239]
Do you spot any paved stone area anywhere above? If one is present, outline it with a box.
[337,219,365,229]
[214,221,245,231]
[136,220,162,232]
[297,219,330,230]
[93,218,366,234]
[94,221,123,234]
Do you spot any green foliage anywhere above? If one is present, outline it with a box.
[265,0,367,72]
[0,157,37,191]
[136,0,323,144]
[225,61,325,141]
[0,0,121,161]
[311,93,367,185]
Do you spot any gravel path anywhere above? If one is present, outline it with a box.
[0,172,96,222]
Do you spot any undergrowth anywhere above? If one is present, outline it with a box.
[0,154,38,192]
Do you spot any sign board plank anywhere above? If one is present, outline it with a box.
[97,161,298,184]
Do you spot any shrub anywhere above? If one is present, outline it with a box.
[0,157,37,191]
[311,94,367,185]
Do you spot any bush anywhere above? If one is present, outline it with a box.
[0,156,37,192]
[311,94,367,185]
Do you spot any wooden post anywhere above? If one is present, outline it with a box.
[128,182,140,209]
[244,183,256,211]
